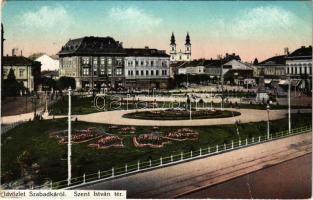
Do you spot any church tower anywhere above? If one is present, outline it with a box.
[170,33,176,62]
[185,32,191,61]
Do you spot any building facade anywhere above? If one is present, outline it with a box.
[285,46,312,91]
[124,47,170,90]
[3,55,35,92]
[253,55,286,79]
[169,33,191,62]
[58,37,170,90]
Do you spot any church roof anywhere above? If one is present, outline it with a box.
[57,36,126,56]
[185,32,191,45]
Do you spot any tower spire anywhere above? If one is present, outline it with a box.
[185,32,191,45]
[170,32,176,45]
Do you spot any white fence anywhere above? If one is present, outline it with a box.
[1,120,27,135]
[3,126,311,190]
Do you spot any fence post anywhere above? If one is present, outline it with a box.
[208,146,210,154]
[191,150,193,157]
[231,140,234,149]
[224,143,226,150]
[200,148,202,156]
[252,137,254,143]
[125,164,128,173]
[246,138,248,145]
[160,157,163,166]
[216,145,219,152]
[171,155,173,162]
[50,181,53,190]
[112,167,115,177]
[149,160,152,167]
[258,136,261,142]
[83,174,86,183]
[239,139,241,146]
[98,170,101,179]
[181,152,183,160]
[137,161,140,171]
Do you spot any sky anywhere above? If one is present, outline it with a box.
[2,1,312,62]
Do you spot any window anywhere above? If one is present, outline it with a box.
[136,70,139,76]
[304,67,307,74]
[172,56,174,60]
[100,58,105,65]
[100,69,105,75]
[291,67,294,74]
[82,57,89,64]
[135,61,139,66]
[131,70,133,76]
[295,67,298,74]
[19,69,24,77]
[83,68,89,76]
[93,58,98,65]
[287,67,290,74]
[93,67,97,75]
[128,70,131,76]
[107,58,112,66]
[107,68,112,75]
[187,56,189,59]
[151,61,154,66]
[151,70,154,76]
[156,70,159,76]
[116,58,122,66]
[141,61,144,66]
[141,70,144,76]
[146,70,149,76]
[179,56,182,60]
[116,68,122,75]
[310,67,312,75]
[172,47,174,51]
[187,47,189,51]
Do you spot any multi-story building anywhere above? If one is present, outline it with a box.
[253,55,286,79]
[58,36,126,90]
[58,36,170,90]
[124,47,170,90]
[169,33,191,62]
[285,45,312,91]
[3,55,35,92]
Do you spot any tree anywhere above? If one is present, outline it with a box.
[31,61,41,91]
[2,68,23,97]
[56,76,76,91]
[253,58,259,65]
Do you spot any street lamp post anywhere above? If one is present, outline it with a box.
[152,88,156,109]
[210,88,213,110]
[266,104,270,139]
[67,87,72,186]
[288,75,291,133]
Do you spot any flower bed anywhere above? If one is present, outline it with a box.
[163,128,199,141]
[89,135,124,149]
[49,127,102,144]
[133,133,168,148]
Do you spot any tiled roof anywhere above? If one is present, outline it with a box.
[286,46,312,60]
[3,56,33,66]
[125,48,169,57]
[258,55,286,65]
[57,36,126,56]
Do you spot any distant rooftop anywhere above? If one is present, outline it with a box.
[3,56,33,66]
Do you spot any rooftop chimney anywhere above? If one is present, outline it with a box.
[20,50,22,56]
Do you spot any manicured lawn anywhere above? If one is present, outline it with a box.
[1,112,311,186]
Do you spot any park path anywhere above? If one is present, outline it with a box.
[76,133,312,198]
[75,108,310,127]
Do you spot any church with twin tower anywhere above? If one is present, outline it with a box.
[170,33,191,62]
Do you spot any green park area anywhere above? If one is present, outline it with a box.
[1,113,311,188]
[49,95,310,115]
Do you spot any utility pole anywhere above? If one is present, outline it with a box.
[68,86,72,186]
[267,104,270,139]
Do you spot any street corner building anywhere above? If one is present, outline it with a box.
[57,36,170,91]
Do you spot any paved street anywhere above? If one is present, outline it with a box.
[181,153,311,199]
[75,133,311,198]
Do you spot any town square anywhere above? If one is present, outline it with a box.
[1,1,312,199]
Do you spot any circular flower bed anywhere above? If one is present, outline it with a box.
[123,109,241,120]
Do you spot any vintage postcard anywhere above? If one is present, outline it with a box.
[1,0,312,199]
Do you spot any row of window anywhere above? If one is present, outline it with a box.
[125,60,168,67]
[81,57,123,66]
[127,70,167,76]
[82,68,123,76]
[287,66,312,75]
[3,68,26,78]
